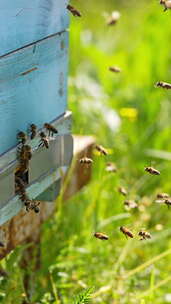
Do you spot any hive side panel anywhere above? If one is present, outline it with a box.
[0,31,69,155]
[0,0,69,56]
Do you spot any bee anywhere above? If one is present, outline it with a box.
[39,132,49,149]
[120,226,134,239]
[44,123,58,137]
[24,200,32,212]
[30,124,37,140]
[94,232,109,240]
[28,200,40,213]
[17,131,27,144]
[138,230,151,241]
[105,162,117,173]
[17,159,29,175]
[0,242,4,247]
[19,192,29,203]
[19,145,32,161]
[157,193,170,199]
[160,0,171,11]
[67,4,82,17]
[107,11,120,26]
[95,145,108,156]
[145,166,160,175]
[118,187,127,196]
[164,199,171,208]
[109,66,121,73]
[155,81,171,89]
[124,200,138,210]
[79,157,93,166]
[15,176,26,190]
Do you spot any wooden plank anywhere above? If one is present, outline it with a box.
[0,135,95,260]
[0,31,69,155]
[0,0,69,56]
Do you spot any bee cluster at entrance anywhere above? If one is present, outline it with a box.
[15,123,58,214]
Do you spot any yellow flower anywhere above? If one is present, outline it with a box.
[119,107,138,121]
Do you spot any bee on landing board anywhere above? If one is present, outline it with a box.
[79,157,93,167]
[30,124,37,140]
[94,232,109,240]
[24,200,40,213]
[95,144,108,156]
[120,226,134,239]
[138,230,151,241]
[16,159,29,175]
[160,0,171,11]
[107,11,120,26]
[44,123,58,137]
[118,187,127,196]
[145,166,160,175]
[67,4,82,17]
[19,145,32,161]
[109,66,121,73]
[39,132,49,149]
[17,131,27,144]
[155,81,171,89]
[29,200,40,213]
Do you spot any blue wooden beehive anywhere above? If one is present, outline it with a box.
[0,0,73,225]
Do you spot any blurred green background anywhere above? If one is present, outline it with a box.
[1,0,171,303]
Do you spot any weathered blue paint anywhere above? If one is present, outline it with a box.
[0,31,69,155]
[0,0,69,56]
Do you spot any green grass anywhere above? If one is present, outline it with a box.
[1,0,171,303]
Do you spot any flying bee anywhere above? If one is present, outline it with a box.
[94,232,109,240]
[39,132,49,149]
[79,157,93,166]
[109,66,121,73]
[95,144,108,156]
[145,166,160,175]
[120,226,134,239]
[44,123,58,137]
[124,200,138,210]
[30,124,37,140]
[138,230,151,241]
[67,4,82,17]
[118,187,127,196]
[164,199,171,208]
[155,81,171,89]
[17,131,27,144]
[105,162,117,173]
[157,192,170,199]
[160,0,171,11]
[107,11,121,26]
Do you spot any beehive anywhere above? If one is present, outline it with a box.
[0,0,73,225]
